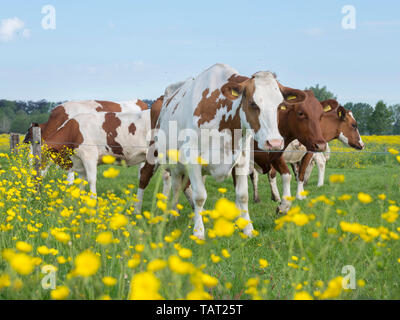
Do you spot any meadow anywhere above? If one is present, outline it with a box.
[0,133,399,300]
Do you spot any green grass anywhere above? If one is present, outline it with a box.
[1,145,400,300]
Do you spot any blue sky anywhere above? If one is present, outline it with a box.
[0,0,399,105]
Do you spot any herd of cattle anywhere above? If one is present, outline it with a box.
[23,63,365,239]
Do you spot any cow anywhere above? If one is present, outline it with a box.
[237,89,330,213]
[44,110,154,196]
[137,63,321,239]
[250,101,365,203]
[23,99,148,182]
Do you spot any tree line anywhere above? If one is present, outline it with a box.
[0,89,398,135]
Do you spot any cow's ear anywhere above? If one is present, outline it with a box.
[221,82,244,100]
[337,106,347,121]
[320,99,339,114]
[278,102,292,112]
[278,83,306,104]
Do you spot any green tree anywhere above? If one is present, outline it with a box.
[10,110,30,133]
[305,84,337,102]
[390,104,400,134]
[343,102,374,135]
[367,101,394,135]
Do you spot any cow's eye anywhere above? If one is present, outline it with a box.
[297,111,304,117]
[352,123,357,129]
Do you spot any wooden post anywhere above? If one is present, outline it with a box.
[9,133,20,154]
[32,125,42,178]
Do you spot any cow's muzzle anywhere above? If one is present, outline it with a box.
[265,139,284,151]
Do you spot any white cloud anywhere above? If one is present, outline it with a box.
[0,17,29,42]
[303,28,324,36]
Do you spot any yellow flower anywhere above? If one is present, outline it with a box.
[218,188,227,194]
[215,198,240,220]
[358,192,373,204]
[129,272,164,300]
[0,274,11,289]
[168,255,194,274]
[329,174,345,183]
[167,149,180,162]
[211,254,221,263]
[236,217,249,229]
[201,274,218,287]
[102,155,116,164]
[96,231,113,245]
[37,246,50,255]
[128,257,141,268]
[338,194,352,201]
[135,244,145,252]
[102,276,117,286]
[320,277,343,299]
[53,231,71,244]
[293,291,313,300]
[57,256,67,264]
[221,249,230,258]
[378,194,386,200]
[259,259,269,268]
[147,259,167,272]
[110,214,128,230]
[357,279,366,287]
[73,250,101,277]
[197,156,208,166]
[51,286,70,300]
[103,167,120,178]
[9,253,35,275]
[213,218,235,237]
[15,241,32,253]
[388,148,399,155]
[178,248,192,259]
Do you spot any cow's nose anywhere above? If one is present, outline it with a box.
[314,142,326,152]
[266,139,284,151]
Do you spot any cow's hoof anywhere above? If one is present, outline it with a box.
[296,194,306,200]
[271,195,281,203]
[243,223,254,238]
[254,196,261,203]
[193,230,205,241]
[317,183,324,188]
[276,202,290,215]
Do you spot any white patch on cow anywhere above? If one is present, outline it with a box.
[278,173,292,213]
[296,181,306,200]
[251,72,283,150]
[269,175,281,202]
[338,132,350,147]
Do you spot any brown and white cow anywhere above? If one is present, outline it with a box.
[137,63,299,239]
[241,89,329,213]
[23,99,148,181]
[251,101,365,202]
[44,110,152,195]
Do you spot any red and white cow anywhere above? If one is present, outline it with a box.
[139,63,293,239]
[24,99,148,182]
[45,110,152,195]
[251,102,365,202]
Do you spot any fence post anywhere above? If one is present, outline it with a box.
[9,133,20,154]
[32,125,42,179]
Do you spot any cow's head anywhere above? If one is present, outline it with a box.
[320,100,365,150]
[23,123,42,144]
[277,88,327,152]
[221,72,283,151]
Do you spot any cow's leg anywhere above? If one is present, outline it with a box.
[81,153,98,197]
[249,169,260,203]
[315,154,326,187]
[297,153,313,200]
[290,163,299,181]
[268,166,281,202]
[187,165,206,240]
[234,151,254,238]
[136,161,157,213]
[67,170,75,185]
[272,157,292,214]
[303,159,315,186]
[162,169,172,198]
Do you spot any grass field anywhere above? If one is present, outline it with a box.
[0,134,400,300]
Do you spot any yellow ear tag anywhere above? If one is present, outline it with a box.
[338,111,342,117]
[323,105,331,112]
[231,89,239,97]
[280,105,286,110]
[287,95,296,101]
